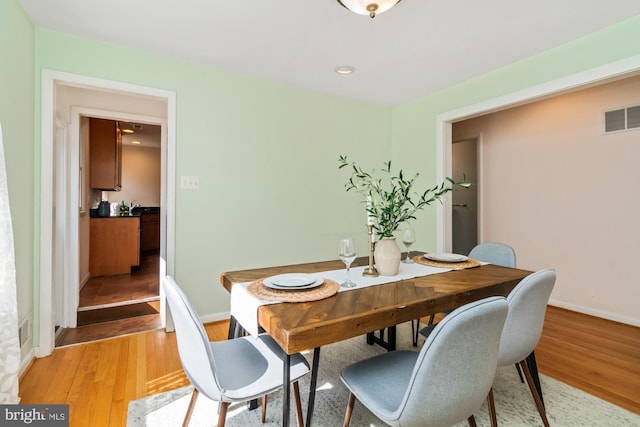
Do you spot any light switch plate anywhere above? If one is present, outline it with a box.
[180,176,200,190]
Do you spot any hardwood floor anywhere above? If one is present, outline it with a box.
[55,251,162,347]
[535,306,640,415]
[20,306,639,427]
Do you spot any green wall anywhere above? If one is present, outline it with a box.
[0,0,35,331]
[33,29,391,326]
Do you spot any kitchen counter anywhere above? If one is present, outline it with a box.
[89,208,138,218]
[89,216,140,276]
[131,206,160,215]
[90,206,160,218]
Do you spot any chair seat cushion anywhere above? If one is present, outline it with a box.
[341,350,418,419]
[211,334,310,401]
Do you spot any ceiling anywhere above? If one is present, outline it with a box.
[19,1,640,107]
[119,121,161,148]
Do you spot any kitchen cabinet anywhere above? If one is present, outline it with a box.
[90,217,140,276]
[89,117,122,190]
[141,213,160,251]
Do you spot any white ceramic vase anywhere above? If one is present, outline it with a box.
[374,237,402,276]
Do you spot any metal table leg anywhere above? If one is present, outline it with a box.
[365,325,397,351]
[305,348,321,427]
[282,352,291,427]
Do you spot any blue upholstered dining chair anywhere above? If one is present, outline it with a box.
[412,242,517,346]
[341,296,509,427]
[162,276,310,427]
[486,268,556,427]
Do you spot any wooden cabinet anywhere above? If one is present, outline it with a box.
[140,213,160,252]
[89,117,122,190]
[89,217,140,276]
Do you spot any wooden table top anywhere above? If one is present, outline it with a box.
[220,255,532,354]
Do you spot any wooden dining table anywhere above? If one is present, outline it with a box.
[220,254,534,427]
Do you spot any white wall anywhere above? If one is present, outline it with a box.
[108,145,161,207]
[453,75,640,325]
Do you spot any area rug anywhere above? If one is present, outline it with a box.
[128,322,639,426]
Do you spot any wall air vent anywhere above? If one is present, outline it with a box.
[18,317,31,348]
[604,104,640,134]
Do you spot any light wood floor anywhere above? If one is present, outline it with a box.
[20,306,639,427]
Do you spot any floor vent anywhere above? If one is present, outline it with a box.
[18,318,31,348]
[604,104,640,133]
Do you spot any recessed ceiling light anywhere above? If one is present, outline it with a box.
[335,65,356,75]
[131,140,141,145]
[122,129,134,134]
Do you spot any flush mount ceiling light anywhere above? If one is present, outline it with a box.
[121,129,134,134]
[335,65,356,75]
[337,0,401,18]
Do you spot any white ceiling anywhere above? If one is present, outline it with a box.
[19,0,640,107]
[119,122,161,148]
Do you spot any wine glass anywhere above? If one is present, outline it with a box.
[338,238,357,288]
[402,228,416,263]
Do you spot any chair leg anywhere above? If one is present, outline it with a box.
[217,401,230,427]
[427,314,435,325]
[515,363,525,383]
[487,387,498,427]
[293,381,304,427]
[261,394,267,423]
[519,360,550,427]
[467,415,478,427]
[182,389,199,427]
[343,392,356,427]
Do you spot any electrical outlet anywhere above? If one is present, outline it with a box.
[180,176,200,190]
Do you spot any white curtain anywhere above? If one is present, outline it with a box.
[0,122,20,403]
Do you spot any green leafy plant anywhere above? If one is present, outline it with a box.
[338,155,470,238]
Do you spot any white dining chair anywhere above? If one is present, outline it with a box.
[487,268,556,427]
[412,242,517,345]
[162,276,310,427]
[341,296,509,427]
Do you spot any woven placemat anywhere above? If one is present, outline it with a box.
[247,278,340,303]
[412,255,481,269]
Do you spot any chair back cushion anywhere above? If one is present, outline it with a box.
[468,242,516,267]
[398,296,509,427]
[163,276,222,400]
[498,269,556,366]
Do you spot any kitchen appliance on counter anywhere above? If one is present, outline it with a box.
[97,200,110,217]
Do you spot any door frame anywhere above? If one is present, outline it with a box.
[68,106,166,327]
[38,69,176,357]
[435,55,640,252]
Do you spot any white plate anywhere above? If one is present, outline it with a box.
[263,277,324,291]
[263,274,318,288]
[425,253,468,263]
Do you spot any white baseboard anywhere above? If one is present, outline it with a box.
[19,348,35,378]
[549,299,640,327]
[80,272,91,290]
[201,311,230,325]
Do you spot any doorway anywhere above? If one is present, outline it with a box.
[38,70,176,356]
[55,118,163,347]
[451,138,478,255]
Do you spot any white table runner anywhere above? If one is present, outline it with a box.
[230,260,471,337]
